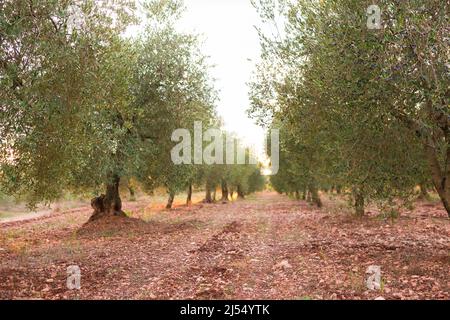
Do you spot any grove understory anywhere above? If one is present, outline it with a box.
[0,192,448,300]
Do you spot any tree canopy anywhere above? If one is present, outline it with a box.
[0,0,265,219]
[249,0,449,216]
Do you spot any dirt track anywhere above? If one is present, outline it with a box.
[0,192,448,300]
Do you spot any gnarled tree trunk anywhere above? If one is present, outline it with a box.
[186,183,192,206]
[309,183,322,208]
[353,189,365,216]
[402,104,449,217]
[221,180,229,202]
[166,192,175,209]
[204,180,213,203]
[237,184,245,199]
[425,142,450,216]
[90,174,126,221]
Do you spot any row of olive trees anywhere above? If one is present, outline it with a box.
[249,0,449,216]
[139,129,266,209]
[0,0,263,220]
[157,160,266,209]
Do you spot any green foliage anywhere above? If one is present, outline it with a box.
[0,0,137,206]
[0,0,264,211]
[249,0,449,215]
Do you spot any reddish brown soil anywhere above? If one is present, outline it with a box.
[0,192,448,300]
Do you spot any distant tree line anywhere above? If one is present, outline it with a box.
[249,0,449,216]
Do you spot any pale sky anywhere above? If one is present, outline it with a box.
[127,0,267,157]
[177,0,266,156]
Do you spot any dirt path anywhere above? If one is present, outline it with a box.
[0,192,448,300]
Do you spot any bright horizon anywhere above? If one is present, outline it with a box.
[126,0,267,159]
[178,0,266,158]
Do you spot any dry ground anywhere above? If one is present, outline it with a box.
[0,192,448,300]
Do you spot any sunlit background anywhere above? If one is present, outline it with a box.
[129,0,267,159]
[178,0,265,157]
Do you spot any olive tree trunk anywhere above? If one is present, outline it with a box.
[425,143,450,216]
[166,192,175,209]
[400,102,449,217]
[204,180,213,203]
[309,183,322,208]
[237,184,245,199]
[90,174,126,221]
[353,189,365,216]
[221,180,229,202]
[186,183,193,206]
